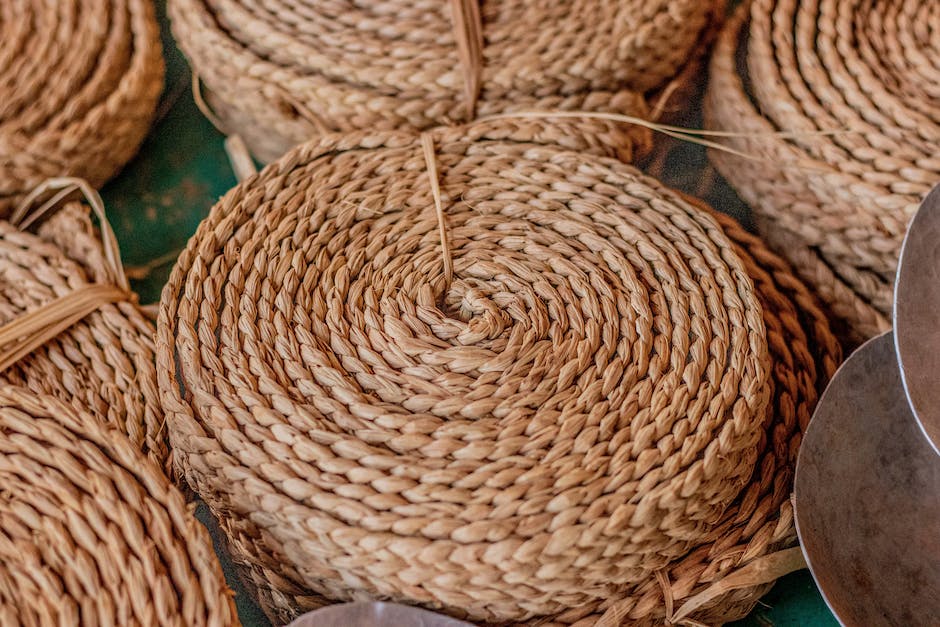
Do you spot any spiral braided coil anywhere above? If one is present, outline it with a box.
[704,0,939,343]
[158,120,838,625]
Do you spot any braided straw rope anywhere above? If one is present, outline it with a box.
[169,0,724,162]
[0,0,164,214]
[157,119,838,625]
[704,0,939,344]
[0,179,166,466]
[0,387,238,626]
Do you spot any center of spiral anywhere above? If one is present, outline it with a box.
[441,281,512,344]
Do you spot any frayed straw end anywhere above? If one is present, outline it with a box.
[672,546,807,623]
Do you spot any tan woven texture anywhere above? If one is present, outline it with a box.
[0,0,164,214]
[704,0,939,344]
[157,119,838,625]
[0,201,166,466]
[169,0,724,162]
[0,387,238,626]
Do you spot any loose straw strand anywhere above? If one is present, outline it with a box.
[11,177,130,291]
[421,132,453,290]
[449,0,484,120]
[655,569,676,624]
[224,135,258,182]
[192,72,228,134]
[193,73,259,181]
[124,247,187,280]
[477,110,856,171]
[649,78,682,123]
[479,110,859,140]
[672,547,808,623]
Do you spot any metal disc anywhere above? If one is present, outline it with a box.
[288,602,475,627]
[894,183,940,455]
[795,332,940,626]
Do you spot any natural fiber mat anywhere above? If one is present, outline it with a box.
[0,179,165,467]
[157,120,839,625]
[0,0,164,214]
[704,0,939,344]
[169,0,724,162]
[0,387,238,626]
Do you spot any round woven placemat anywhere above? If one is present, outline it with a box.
[158,120,838,625]
[0,0,164,214]
[0,190,165,466]
[704,0,939,344]
[0,387,237,626]
[169,0,724,162]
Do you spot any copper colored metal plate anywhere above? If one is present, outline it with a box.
[894,184,940,455]
[795,332,940,626]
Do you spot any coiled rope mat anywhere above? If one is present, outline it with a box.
[169,0,724,162]
[0,179,166,467]
[704,0,940,344]
[0,0,164,214]
[157,120,839,625]
[0,387,238,626]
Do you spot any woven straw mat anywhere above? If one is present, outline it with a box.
[157,119,839,626]
[0,201,166,467]
[0,387,238,626]
[704,0,940,344]
[169,0,724,162]
[0,0,164,214]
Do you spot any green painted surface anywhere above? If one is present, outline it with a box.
[99,3,841,625]
[102,5,235,303]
